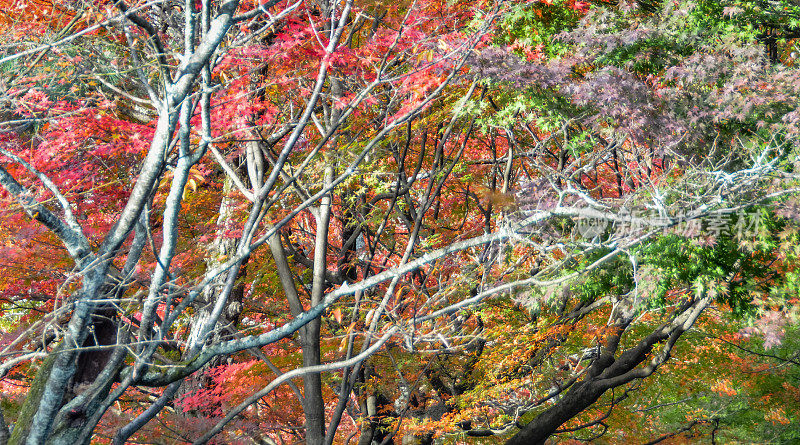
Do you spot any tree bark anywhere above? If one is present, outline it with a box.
[302,160,334,445]
[505,380,607,445]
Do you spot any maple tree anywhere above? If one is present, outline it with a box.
[422,0,800,442]
[0,0,799,444]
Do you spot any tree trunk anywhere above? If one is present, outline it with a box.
[302,160,334,445]
[183,175,248,413]
[505,380,607,445]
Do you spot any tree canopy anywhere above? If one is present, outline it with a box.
[0,0,798,443]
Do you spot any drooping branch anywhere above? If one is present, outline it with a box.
[193,326,401,445]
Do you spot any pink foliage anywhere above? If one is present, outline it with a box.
[740,310,788,349]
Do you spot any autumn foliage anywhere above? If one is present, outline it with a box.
[0,0,799,443]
